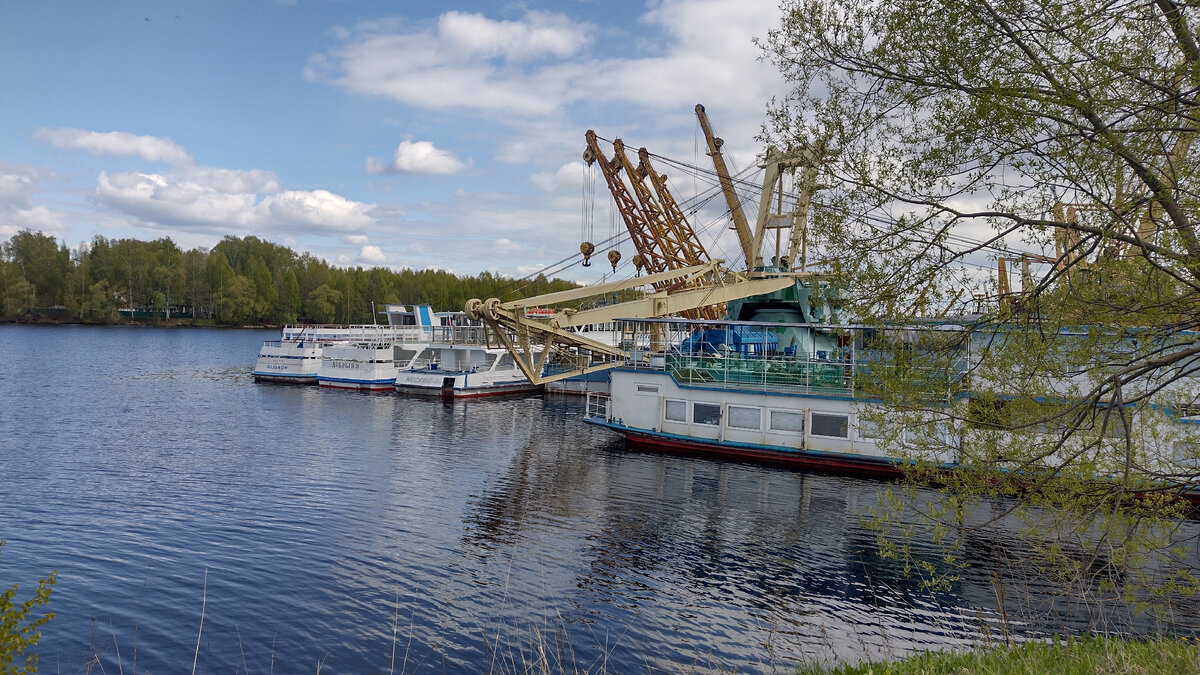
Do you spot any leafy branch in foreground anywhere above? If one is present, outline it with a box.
[0,541,56,674]
[763,0,1200,632]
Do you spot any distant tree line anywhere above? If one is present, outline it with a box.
[0,230,579,325]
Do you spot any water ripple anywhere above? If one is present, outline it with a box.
[3,325,1199,673]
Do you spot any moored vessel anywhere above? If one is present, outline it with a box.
[394,342,542,398]
[254,304,465,385]
[318,339,431,391]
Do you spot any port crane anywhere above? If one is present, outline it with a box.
[468,106,832,384]
[582,130,721,320]
[465,262,796,385]
[695,103,827,273]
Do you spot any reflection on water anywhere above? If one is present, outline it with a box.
[1,325,1197,673]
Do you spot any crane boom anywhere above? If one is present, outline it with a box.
[695,103,755,265]
[633,147,721,320]
[611,138,707,274]
[585,130,721,320]
[583,130,666,277]
[464,263,800,385]
[637,147,709,267]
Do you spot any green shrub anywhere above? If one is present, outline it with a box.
[0,542,56,674]
[796,636,1200,674]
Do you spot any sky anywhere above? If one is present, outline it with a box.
[1,0,793,283]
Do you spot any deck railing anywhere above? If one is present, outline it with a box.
[585,392,610,420]
[624,349,966,400]
[277,323,491,346]
[661,352,855,396]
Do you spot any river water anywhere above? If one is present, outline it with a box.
[1,325,1197,673]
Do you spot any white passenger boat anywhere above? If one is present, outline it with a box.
[581,281,900,474]
[583,278,1200,500]
[394,342,542,398]
[251,337,328,384]
[253,304,459,384]
[317,339,432,391]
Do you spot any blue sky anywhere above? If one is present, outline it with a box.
[1,0,791,282]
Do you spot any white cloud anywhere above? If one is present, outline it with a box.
[10,206,65,232]
[0,163,54,209]
[264,189,374,232]
[343,234,370,245]
[516,264,547,277]
[0,163,67,238]
[366,140,468,176]
[492,238,523,256]
[306,2,783,119]
[94,168,376,236]
[35,128,194,165]
[436,11,584,62]
[530,162,584,192]
[177,166,278,194]
[306,11,593,115]
[359,245,387,264]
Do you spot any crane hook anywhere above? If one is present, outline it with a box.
[607,249,621,272]
[580,241,595,267]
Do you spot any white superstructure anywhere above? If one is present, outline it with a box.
[394,340,541,398]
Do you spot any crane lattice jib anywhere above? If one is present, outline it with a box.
[695,103,755,266]
[584,131,721,320]
[637,148,710,267]
[583,131,668,278]
[611,139,721,320]
[612,139,697,273]
[637,147,723,320]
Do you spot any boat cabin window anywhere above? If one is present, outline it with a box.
[497,353,514,369]
[693,403,721,426]
[905,421,943,445]
[636,383,660,395]
[769,410,804,434]
[856,415,883,440]
[967,397,1013,430]
[1095,409,1132,439]
[811,413,849,438]
[727,406,761,430]
[1175,404,1200,418]
[1174,441,1200,467]
[665,399,687,422]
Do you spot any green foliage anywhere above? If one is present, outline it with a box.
[305,283,341,324]
[2,231,69,308]
[0,231,580,325]
[795,636,1200,675]
[0,542,56,675]
[278,268,301,323]
[764,0,1200,635]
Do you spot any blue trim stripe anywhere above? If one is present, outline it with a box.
[318,376,396,385]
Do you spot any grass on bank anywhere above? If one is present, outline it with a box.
[797,637,1200,675]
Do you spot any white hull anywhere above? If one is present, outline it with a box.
[590,366,906,469]
[394,344,540,398]
[585,318,1200,497]
[252,339,325,383]
[318,342,430,391]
